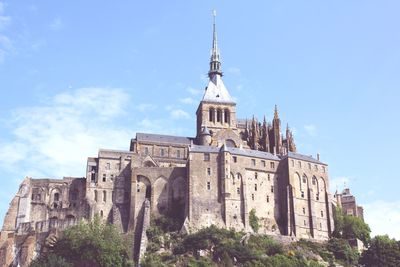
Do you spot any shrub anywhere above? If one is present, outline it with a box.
[249,209,259,233]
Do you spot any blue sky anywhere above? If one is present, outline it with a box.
[0,1,399,238]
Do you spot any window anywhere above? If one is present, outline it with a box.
[271,186,274,193]
[233,156,237,163]
[204,153,210,161]
[217,109,222,122]
[291,160,295,167]
[224,109,229,123]
[266,195,269,202]
[237,187,240,194]
[298,161,302,168]
[103,174,106,182]
[316,193,319,201]
[312,177,316,185]
[303,207,306,214]
[100,210,103,218]
[302,177,307,183]
[255,172,258,179]
[268,173,271,181]
[255,184,258,191]
[137,184,140,193]
[144,147,149,155]
[209,108,214,122]
[304,220,306,226]
[251,159,256,166]
[261,160,266,167]
[251,194,255,200]
[321,211,324,217]
[94,190,98,202]
[270,162,275,169]
[54,193,60,202]
[160,148,165,157]
[103,191,107,202]
[110,174,114,181]
[301,191,305,198]
[314,165,318,171]
[177,150,181,158]
[207,181,211,190]
[91,172,96,182]
[207,168,211,175]
[106,163,110,170]
[322,166,326,173]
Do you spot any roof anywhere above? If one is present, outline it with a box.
[285,151,326,165]
[136,133,193,145]
[189,145,280,161]
[202,75,235,104]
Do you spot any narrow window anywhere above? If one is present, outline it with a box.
[144,147,149,155]
[312,178,316,185]
[301,191,305,198]
[255,172,258,179]
[266,195,270,202]
[321,211,324,217]
[303,177,307,183]
[303,207,306,214]
[54,193,60,202]
[207,181,211,190]
[261,160,266,167]
[217,109,222,122]
[106,163,110,170]
[251,159,256,166]
[160,148,165,157]
[100,210,104,218]
[224,109,229,123]
[209,108,214,122]
[233,156,237,163]
[204,153,210,161]
[91,172,96,182]
[291,160,295,167]
[304,220,306,226]
[207,168,211,175]
[137,184,140,193]
[271,186,274,193]
[298,161,302,168]
[316,193,319,201]
[237,187,240,194]
[270,162,275,169]
[322,166,326,173]
[103,174,106,182]
[177,150,181,158]
[103,191,107,202]
[251,194,255,200]
[255,184,258,191]
[94,190,98,202]
[268,173,271,181]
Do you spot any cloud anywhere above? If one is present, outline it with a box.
[50,17,64,31]
[0,87,133,178]
[180,97,195,104]
[187,87,203,96]
[363,200,400,240]
[304,124,317,136]
[136,103,157,112]
[170,109,190,120]
[227,67,241,76]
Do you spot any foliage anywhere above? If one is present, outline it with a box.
[30,253,72,267]
[360,235,400,267]
[39,216,132,267]
[247,235,283,256]
[333,207,371,246]
[326,238,359,265]
[249,209,259,233]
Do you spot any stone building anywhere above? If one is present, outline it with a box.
[335,188,364,220]
[0,14,335,266]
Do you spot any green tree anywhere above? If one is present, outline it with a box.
[360,235,400,267]
[249,209,259,233]
[30,254,72,267]
[33,216,132,267]
[326,238,359,265]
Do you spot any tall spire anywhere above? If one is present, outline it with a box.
[209,10,222,78]
[274,105,279,120]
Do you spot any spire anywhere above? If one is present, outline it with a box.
[209,10,222,78]
[274,105,279,120]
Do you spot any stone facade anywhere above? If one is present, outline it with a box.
[0,15,337,267]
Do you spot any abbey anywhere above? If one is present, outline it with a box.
[0,15,334,267]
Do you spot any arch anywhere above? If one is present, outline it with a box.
[209,107,215,122]
[224,109,230,123]
[217,109,222,122]
[154,176,168,214]
[226,139,236,148]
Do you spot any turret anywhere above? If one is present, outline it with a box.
[199,126,212,146]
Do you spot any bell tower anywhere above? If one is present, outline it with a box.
[196,11,238,146]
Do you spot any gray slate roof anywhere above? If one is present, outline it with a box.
[285,151,326,165]
[136,133,193,145]
[189,145,280,161]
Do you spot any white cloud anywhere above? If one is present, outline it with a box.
[50,17,64,31]
[304,124,317,136]
[136,103,157,112]
[187,87,203,96]
[363,200,400,240]
[0,87,133,178]
[170,109,190,120]
[180,97,195,104]
[227,67,241,75]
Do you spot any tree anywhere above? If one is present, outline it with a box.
[333,207,371,246]
[32,216,133,267]
[360,235,400,267]
[249,209,259,233]
[30,254,72,267]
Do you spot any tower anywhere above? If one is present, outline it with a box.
[271,105,282,154]
[196,11,238,147]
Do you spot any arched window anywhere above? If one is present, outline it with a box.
[94,190,98,202]
[209,108,215,122]
[100,210,104,218]
[217,109,222,122]
[103,191,107,202]
[224,109,230,123]
[54,192,60,202]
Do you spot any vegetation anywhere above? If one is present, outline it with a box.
[360,235,400,267]
[29,216,133,267]
[249,209,259,233]
[333,207,371,246]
